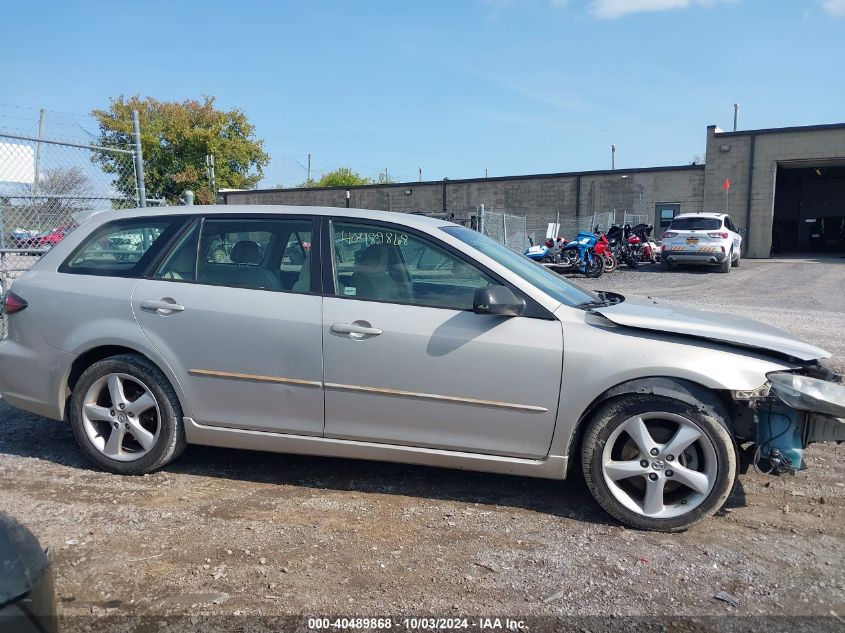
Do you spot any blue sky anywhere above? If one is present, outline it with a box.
[2,0,843,187]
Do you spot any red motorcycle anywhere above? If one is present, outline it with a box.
[628,223,659,263]
[593,232,616,272]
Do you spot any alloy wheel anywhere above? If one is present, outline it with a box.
[601,412,717,518]
[80,373,161,462]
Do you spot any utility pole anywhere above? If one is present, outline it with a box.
[611,144,616,170]
[306,153,312,184]
[384,167,389,182]
[485,168,488,179]
[733,103,740,131]
[419,166,422,182]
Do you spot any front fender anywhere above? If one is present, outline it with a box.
[548,307,795,458]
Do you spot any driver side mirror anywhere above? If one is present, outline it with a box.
[473,285,525,317]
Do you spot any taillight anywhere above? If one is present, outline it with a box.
[3,291,28,315]
[662,231,678,238]
[708,231,729,239]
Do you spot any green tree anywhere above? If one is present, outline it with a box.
[92,95,270,205]
[302,167,372,188]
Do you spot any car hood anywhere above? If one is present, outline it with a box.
[593,295,830,362]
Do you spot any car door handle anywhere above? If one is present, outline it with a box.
[331,322,382,337]
[140,299,185,313]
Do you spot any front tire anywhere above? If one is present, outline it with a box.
[581,394,737,532]
[70,354,187,475]
[584,253,605,278]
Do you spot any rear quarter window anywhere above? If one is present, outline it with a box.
[59,216,187,277]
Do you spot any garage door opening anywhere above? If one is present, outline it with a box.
[772,163,845,254]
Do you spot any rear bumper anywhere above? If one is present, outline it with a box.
[0,337,74,420]
[663,249,728,264]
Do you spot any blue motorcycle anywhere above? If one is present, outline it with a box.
[558,232,605,278]
[524,242,553,262]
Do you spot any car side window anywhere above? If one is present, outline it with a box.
[725,217,736,232]
[61,217,184,277]
[331,221,494,310]
[155,217,314,292]
[154,222,200,281]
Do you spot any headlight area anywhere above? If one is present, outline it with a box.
[729,371,845,475]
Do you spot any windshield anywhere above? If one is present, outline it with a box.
[670,217,721,231]
[441,226,598,308]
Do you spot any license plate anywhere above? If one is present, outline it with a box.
[686,238,699,245]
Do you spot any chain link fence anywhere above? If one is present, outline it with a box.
[622,211,650,227]
[478,208,529,253]
[526,210,618,246]
[0,132,143,288]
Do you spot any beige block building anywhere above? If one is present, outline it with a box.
[222,122,845,259]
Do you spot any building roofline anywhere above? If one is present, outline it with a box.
[712,122,845,138]
[222,164,705,198]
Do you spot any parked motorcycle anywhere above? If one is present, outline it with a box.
[593,229,617,273]
[524,237,567,263]
[558,231,605,278]
[606,224,639,269]
[629,223,660,263]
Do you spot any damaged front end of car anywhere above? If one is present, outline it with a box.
[731,365,845,474]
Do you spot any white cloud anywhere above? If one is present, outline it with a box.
[589,0,733,19]
[821,0,845,16]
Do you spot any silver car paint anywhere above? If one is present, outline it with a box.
[593,295,829,361]
[131,279,324,436]
[321,296,563,459]
[0,205,816,480]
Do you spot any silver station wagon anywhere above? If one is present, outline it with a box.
[1,205,843,531]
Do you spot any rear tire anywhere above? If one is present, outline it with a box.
[602,253,617,273]
[719,250,731,273]
[70,354,187,475]
[581,394,737,532]
[732,250,740,267]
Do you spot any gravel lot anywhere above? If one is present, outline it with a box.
[0,255,843,630]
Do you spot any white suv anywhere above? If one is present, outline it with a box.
[660,213,742,273]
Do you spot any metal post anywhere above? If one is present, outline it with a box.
[733,103,740,132]
[502,212,508,248]
[183,190,194,206]
[611,144,616,170]
[307,153,311,184]
[32,109,46,231]
[131,109,146,208]
[206,154,217,200]
[345,190,351,208]
[33,109,45,197]
[479,204,485,235]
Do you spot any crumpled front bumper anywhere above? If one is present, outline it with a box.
[768,371,845,444]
